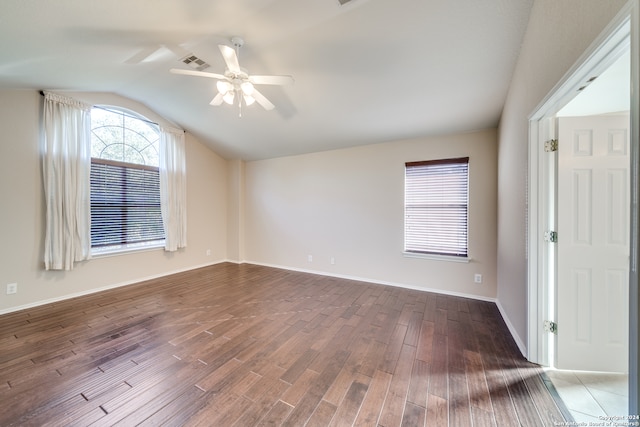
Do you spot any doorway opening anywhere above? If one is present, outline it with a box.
[528,1,639,420]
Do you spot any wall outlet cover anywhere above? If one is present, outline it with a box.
[6,283,17,294]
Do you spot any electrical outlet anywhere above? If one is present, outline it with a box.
[6,283,17,295]
[206,249,211,256]
[474,274,483,284]
[307,255,313,262]
[330,257,335,265]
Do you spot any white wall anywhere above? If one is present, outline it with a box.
[227,159,246,263]
[0,91,499,315]
[11,1,618,335]
[497,0,629,348]
[0,90,228,314]
[244,129,498,299]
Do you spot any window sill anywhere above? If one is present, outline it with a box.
[403,251,471,263]
[91,240,165,258]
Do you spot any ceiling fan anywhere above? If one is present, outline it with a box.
[170,36,294,113]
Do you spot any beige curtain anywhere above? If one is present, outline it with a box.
[159,127,187,251]
[42,92,92,270]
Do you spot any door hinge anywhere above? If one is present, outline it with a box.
[543,320,558,334]
[544,139,558,152]
[544,230,558,243]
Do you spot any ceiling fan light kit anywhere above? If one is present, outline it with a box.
[170,36,294,116]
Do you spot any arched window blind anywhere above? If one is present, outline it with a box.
[404,157,469,257]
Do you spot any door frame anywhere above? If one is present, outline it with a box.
[527,0,640,413]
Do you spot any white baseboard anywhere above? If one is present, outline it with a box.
[243,260,498,302]
[1,258,529,359]
[0,259,226,316]
[242,260,530,356]
[495,299,527,357]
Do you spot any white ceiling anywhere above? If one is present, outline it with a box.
[557,49,630,117]
[0,0,533,161]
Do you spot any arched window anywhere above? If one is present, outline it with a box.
[91,106,159,166]
[90,106,165,253]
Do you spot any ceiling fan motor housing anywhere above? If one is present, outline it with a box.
[231,36,244,49]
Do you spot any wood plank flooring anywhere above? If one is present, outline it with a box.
[0,263,565,426]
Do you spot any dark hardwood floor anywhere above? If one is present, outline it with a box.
[0,263,565,426]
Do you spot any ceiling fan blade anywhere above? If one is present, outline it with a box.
[249,75,294,86]
[125,45,163,64]
[252,88,275,111]
[169,68,225,80]
[210,93,224,106]
[219,44,241,74]
[126,43,191,65]
[163,44,190,60]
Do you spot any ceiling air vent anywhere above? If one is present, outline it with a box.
[180,54,210,71]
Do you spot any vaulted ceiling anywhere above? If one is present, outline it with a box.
[0,0,533,160]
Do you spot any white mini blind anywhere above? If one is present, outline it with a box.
[404,157,469,257]
[90,158,164,248]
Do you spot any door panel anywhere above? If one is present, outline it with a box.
[557,114,629,372]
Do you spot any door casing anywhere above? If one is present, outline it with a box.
[527,0,640,413]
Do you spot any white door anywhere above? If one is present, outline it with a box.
[557,113,630,372]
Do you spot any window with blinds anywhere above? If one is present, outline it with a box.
[404,157,469,257]
[90,159,164,248]
[90,106,164,253]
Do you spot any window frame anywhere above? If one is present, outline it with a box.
[403,157,470,261]
[89,106,165,256]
